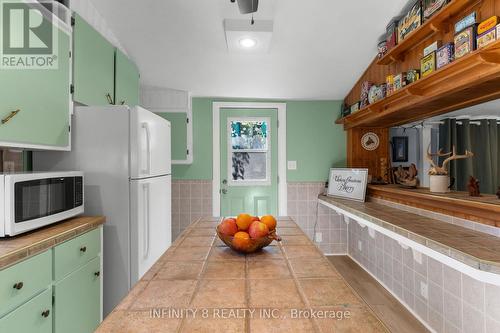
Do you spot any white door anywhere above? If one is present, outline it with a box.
[130,175,171,283]
[130,106,171,179]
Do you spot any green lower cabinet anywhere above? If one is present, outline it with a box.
[0,1,71,149]
[73,14,115,106]
[115,49,140,106]
[54,256,101,333]
[0,288,52,333]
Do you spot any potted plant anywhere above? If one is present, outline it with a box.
[425,145,474,193]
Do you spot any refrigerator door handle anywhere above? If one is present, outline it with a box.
[142,183,150,260]
[141,122,152,175]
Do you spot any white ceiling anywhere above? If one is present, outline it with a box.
[89,0,408,100]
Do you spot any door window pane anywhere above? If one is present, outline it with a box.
[231,152,267,181]
[231,121,267,150]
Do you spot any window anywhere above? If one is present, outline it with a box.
[228,118,271,185]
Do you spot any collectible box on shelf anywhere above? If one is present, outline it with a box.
[368,84,387,104]
[341,104,351,118]
[386,75,395,95]
[398,1,422,42]
[360,81,373,108]
[477,27,496,49]
[455,12,476,33]
[350,102,360,114]
[436,43,454,69]
[378,40,388,58]
[421,51,436,77]
[478,16,499,35]
[423,0,448,21]
[406,69,420,83]
[393,73,407,91]
[454,25,476,59]
[424,40,442,56]
[386,20,398,50]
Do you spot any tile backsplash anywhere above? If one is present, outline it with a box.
[346,213,500,333]
[172,180,212,240]
[287,182,347,254]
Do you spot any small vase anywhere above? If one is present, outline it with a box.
[429,175,450,193]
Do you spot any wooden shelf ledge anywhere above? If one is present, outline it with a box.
[336,39,500,129]
[377,0,478,66]
[368,184,500,227]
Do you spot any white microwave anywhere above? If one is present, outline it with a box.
[0,171,84,237]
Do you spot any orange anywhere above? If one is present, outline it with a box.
[260,215,277,231]
[236,213,253,231]
[233,231,251,250]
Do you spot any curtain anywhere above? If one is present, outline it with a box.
[439,118,499,194]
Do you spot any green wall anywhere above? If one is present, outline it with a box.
[171,98,346,182]
[286,100,346,181]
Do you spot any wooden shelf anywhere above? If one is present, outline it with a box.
[336,39,500,129]
[377,0,477,65]
[368,184,500,227]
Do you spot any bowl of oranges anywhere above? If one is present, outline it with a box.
[216,214,281,254]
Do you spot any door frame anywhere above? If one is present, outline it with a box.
[212,102,287,217]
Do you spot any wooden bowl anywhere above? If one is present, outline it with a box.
[216,226,281,254]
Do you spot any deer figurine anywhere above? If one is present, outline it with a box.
[425,145,474,193]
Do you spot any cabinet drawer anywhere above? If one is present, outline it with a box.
[54,228,101,281]
[0,251,51,317]
[0,288,52,333]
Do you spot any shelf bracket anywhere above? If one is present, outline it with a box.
[479,52,500,64]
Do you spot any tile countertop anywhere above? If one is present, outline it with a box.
[97,217,388,333]
[318,195,500,273]
[0,216,105,270]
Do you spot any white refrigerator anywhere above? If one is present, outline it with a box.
[34,106,172,315]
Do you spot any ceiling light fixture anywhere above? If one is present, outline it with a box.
[239,38,257,48]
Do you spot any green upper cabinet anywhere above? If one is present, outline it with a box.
[73,14,115,106]
[0,2,71,149]
[115,49,140,106]
[158,112,188,161]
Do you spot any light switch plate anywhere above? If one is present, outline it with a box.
[287,161,297,170]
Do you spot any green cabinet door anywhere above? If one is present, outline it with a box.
[54,256,101,333]
[0,288,52,333]
[0,2,70,149]
[73,14,115,106]
[158,112,188,161]
[115,49,140,106]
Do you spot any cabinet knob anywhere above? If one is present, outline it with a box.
[13,282,24,290]
[119,100,125,105]
[41,309,50,318]
[2,109,20,124]
[94,271,100,277]
[80,246,87,253]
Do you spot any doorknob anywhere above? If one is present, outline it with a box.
[221,189,228,194]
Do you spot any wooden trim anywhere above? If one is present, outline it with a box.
[368,185,500,227]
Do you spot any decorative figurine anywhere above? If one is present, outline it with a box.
[425,145,474,193]
[467,176,481,197]
[394,164,419,188]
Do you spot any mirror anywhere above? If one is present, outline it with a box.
[389,99,500,195]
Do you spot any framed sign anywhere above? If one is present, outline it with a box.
[392,136,409,162]
[327,168,369,202]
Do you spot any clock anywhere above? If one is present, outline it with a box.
[361,132,380,151]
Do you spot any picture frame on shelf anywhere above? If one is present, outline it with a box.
[392,136,409,162]
[327,168,369,202]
